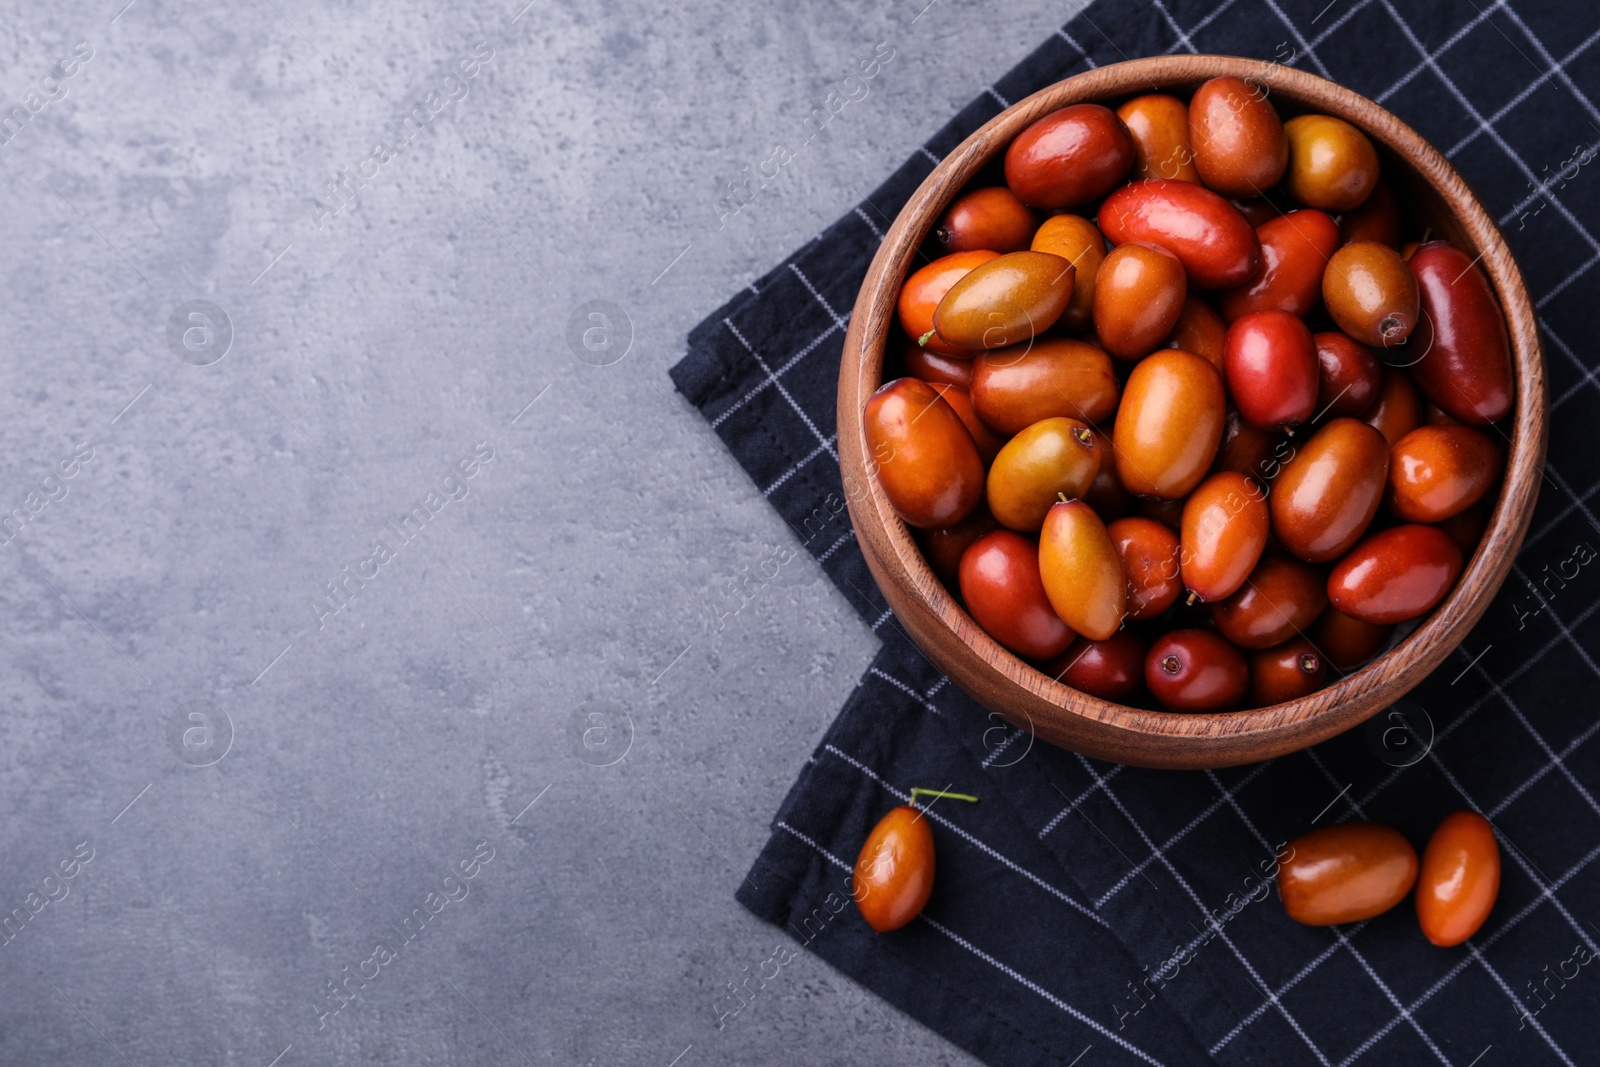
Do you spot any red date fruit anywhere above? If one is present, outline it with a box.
[970,338,1120,434]
[916,504,999,587]
[1313,331,1381,419]
[927,384,1006,466]
[1437,500,1489,559]
[1327,524,1463,624]
[1309,606,1393,670]
[1407,241,1514,425]
[1423,400,1458,426]
[864,378,985,528]
[1145,629,1249,712]
[1212,410,1280,479]
[959,531,1076,659]
[1212,555,1327,649]
[1188,76,1287,198]
[1113,349,1227,500]
[1220,210,1340,322]
[1249,638,1326,706]
[1094,242,1188,360]
[1230,196,1280,228]
[934,186,1038,254]
[1224,310,1320,431]
[1138,497,1186,530]
[1045,629,1147,702]
[1180,471,1270,602]
[904,340,974,389]
[898,251,999,355]
[1098,179,1261,289]
[1364,366,1423,446]
[1271,417,1389,562]
[1040,499,1127,641]
[853,805,935,932]
[1005,104,1136,209]
[933,251,1076,350]
[1387,424,1499,523]
[1109,516,1182,620]
[1084,464,1135,522]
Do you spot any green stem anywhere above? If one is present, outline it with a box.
[910,788,979,804]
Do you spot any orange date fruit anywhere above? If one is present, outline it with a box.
[1220,209,1340,322]
[1112,349,1226,500]
[1030,214,1107,332]
[970,338,1119,435]
[1323,241,1420,348]
[1416,811,1500,947]
[1188,76,1287,198]
[1387,424,1499,523]
[1340,178,1401,248]
[1117,93,1199,183]
[929,383,1006,466]
[903,340,974,389]
[1283,114,1381,212]
[1364,366,1423,446]
[1164,294,1228,369]
[1180,471,1270,603]
[853,805,935,933]
[932,250,1075,350]
[864,378,985,529]
[897,251,999,355]
[1271,417,1389,562]
[1309,605,1393,670]
[986,418,1102,532]
[1040,499,1127,641]
[1108,516,1182,621]
[1093,242,1188,360]
[1212,409,1281,480]
[1278,822,1418,926]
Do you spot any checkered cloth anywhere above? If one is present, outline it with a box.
[669,1,1600,1063]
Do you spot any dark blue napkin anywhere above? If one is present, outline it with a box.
[672,1,1600,1062]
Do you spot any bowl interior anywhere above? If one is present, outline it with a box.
[838,56,1545,769]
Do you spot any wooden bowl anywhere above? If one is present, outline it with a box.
[837,56,1546,770]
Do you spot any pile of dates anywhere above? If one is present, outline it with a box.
[865,77,1514,713]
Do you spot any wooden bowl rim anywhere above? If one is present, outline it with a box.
[836,55,1547,765]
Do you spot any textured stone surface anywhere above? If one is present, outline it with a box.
[0,0,1084,1062]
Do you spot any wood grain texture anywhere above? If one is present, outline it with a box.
[837,56,1546,770]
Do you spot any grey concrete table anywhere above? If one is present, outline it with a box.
[0,0,1088,1062]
